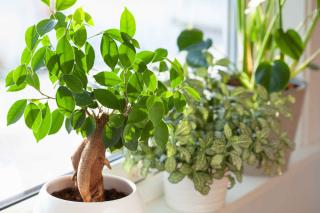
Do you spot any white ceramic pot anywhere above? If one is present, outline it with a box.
[163,173,229,213]
[33,175,145,213]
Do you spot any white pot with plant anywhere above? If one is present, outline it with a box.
[125,30,292,211]
[5,0,190,212]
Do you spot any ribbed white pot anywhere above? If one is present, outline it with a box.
[33,175,144,213]
[163,173,228,213]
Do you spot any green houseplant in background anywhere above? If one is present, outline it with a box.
[235,0,320,174]
[125,30,293,212]
[5,0,191,212]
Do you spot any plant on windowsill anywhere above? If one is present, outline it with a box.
[5,0,192,212]
[125,53,293,212]
[178,0,320,175]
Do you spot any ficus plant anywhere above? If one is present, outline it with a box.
[5,0,195,202]
[236,0,320,93]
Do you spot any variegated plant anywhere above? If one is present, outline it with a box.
[125,67,294,194]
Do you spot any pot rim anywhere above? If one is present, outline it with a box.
[42,174,136,205]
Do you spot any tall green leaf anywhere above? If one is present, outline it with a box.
[120,8,136,37]
[100,35,118,69]
[56,86,75,115]
[56,36,75,73]
[25,25,39,50]
[49,109,64,135]
[94,89,120,110]
[36,19,58,36]
[55,0,77,11]
[34,104,52,142]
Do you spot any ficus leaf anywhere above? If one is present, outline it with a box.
[31,47,47,71]
[25,25,39,50]
[55,0,77,11]
[49,109,64,135]
[94,71,122,87]
[100,35,118,69]
[7,99,27,125]
[63,74,83,93]
[94,89,120,110]
[33,103,52,142]
[120,8,136,37]
[119,43,136,68]
[56,86,75,115]
[154,120,169,149]
[56,36,75,73]
[24,103,43,132]
[177,29,203,51]
[36,19,58,36]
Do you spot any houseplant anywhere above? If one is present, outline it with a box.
[5,0,189,212]
[125,48,293,212]
[180,0,320,174]
[235,0,319,173]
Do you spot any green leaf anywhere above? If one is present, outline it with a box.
[153,48,168,62]
[211,155,224,168]
[55,0,77,11]
[63,74,83,93]
[73,26,87,47]
[13,65,28,85]
[224,123,232,139]
[119,43,136,68]
[148,101,164,126]
[255,60,290,93]
[120,8,136,37]
[41,0,50,7]
[165,157,176,173]
[186,50,208,68]
[127,73,143,94]
[136,51,155,64]
[173,91,186,112]
[36,19,58,36]
[49,109,64,135]
[21,47,32,65]
[7,100,27,125]
[84,42,95,71]
[184,86,201,101]
[25,25,39,50]
[65,117,73,133]
[170,59,184,88]
[5,70,15,87]
[81,116,96,137]
[216,58,231,67]
[159,61,168,72]
[108,114,125,128]
[70,110,86,129]
[128,107,148,123]
[143,70,157,92]
[34,104,52,142]
[154,121,169,149]
[195,153,207,171]
[177,29,203,51]
[100,35,118,69]
[74,92,94,107]
[26,72,40,90]
[168,171,185,183]
[94,71,122,87]
[275,29,303,60]
[84,12,94,26]
[94,89,120,110]
[31,47,47,71]
[56,36,75,73]
[24,103,42,132]
[56,86,75,115]
[123,124,139,150]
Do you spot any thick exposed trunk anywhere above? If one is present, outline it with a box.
[71,114,111,202]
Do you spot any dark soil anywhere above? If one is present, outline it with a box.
[51,187,127,202]
[286,83,298,90]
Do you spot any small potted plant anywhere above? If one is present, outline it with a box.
[5,0,188,212]
[125,53,292,212]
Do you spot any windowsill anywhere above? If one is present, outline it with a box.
[3,144,320,213]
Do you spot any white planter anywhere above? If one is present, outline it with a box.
[33,175,145,213]
[163,173,228,213]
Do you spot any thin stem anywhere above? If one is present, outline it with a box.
[291,49,320,78]
[88,31,105,40]
[278,0,284,60]
[39,90,55,99]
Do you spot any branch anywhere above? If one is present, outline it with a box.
[39,90,55,99]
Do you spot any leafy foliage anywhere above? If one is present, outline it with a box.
[235,0,320,92]
[125,65,294,194]
[5,1,194,156]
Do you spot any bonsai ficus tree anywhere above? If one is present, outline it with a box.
[5,0,195,202]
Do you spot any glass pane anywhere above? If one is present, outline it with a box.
[0,0,229,202]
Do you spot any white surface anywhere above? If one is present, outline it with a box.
[33,175,144,213]
[163,173,228,213]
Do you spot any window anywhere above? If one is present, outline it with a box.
[0,0,231,203]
